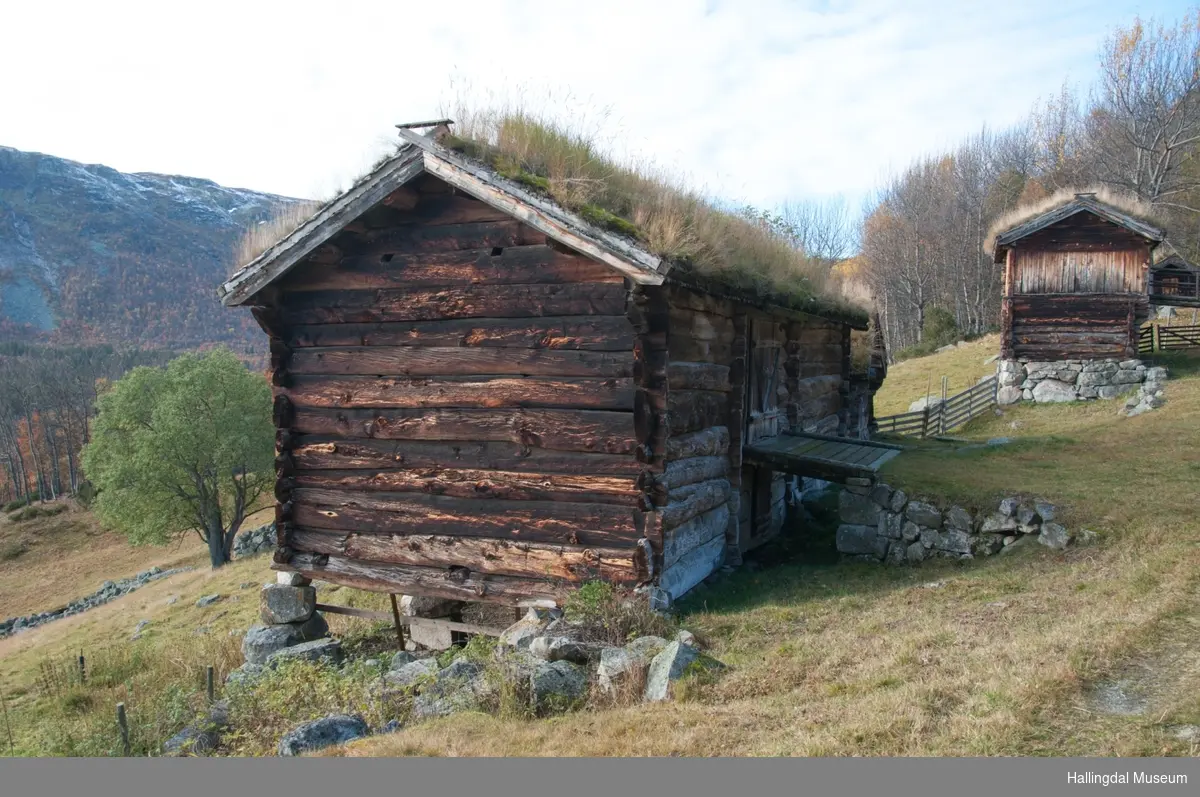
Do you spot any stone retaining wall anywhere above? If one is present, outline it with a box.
[835,479,1080,565]
[997,358,1167,406]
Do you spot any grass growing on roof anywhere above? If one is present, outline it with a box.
[441,105,863,320]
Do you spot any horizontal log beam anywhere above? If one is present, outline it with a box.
[290,437,640,474]
[291,487,637,545]
[282,375,635,411]
[286,316,634,351]
[667,362,731,392]
[279,552,567,604]
[291,528,640,582]
[667,390,730,435]
[289,407,635,453]
[664,426,730,460]
[283,245,620,290]
[661,478,731,530]
[281,283,628,325]
[314,602,504,636]
[662,455,728,490]
[350,220,523,256]
[288,346,634,378]
[292,468,639,505]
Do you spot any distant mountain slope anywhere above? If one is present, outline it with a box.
[0,146,304,352]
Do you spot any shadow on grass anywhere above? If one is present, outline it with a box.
[1149,349,1200,378]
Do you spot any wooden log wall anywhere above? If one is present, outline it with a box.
[655,286,736,600]
[257,176,646,604]
[1009,294,1147,360]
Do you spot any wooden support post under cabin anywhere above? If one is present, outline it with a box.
[388,594,406,649]
[1000,249,1014,360]
[116,702,130,756]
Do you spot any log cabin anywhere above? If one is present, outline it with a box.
[218,121,875,609]
[992,192,1165,361]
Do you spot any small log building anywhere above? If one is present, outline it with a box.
[993,192,1165,361]
[219,124,873,608]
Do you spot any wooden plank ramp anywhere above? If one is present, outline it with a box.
[743,431,902,482]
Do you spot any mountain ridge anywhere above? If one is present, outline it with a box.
[0,145,305,353]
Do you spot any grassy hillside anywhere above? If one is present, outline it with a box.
[3,346,1200,757]
[874,335,1001,417]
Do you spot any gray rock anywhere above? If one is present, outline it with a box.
[1077,386,1099,399]
[195,594,222,608]
[885,541,907,565]
[879,512,902,540]
[498,607,557,649]
[530,636,605,665]
[266,637,343,667]
[889,489,908,514]
[676,630,698,648]
[838,489,879,526]
[1022,388,1034,400]
[241,613,329,666]
[1077,371,1110,387]
[906,541,925,564]
[385,658,440,690]
[997,386,1023,405]
[530,660,588,713]
[390,651,417,669]
[225,663,265,688]
[984,354,1000,365]
[1112,370,1142,384]
[278,714,369,757]
[936,529,972,554]
[644,641,701,702]
[260,584,316,625]
[1145,366,1169,381]
[919,527,939,549]
[980,513,1018,533]
[410,663,488,720]
[944,506,974,532]
[901,520,921,542]
[904,501,942,529]
[1038,522,1073,550]
[166,596,179,605]
[438,658,484,684]
[970,534,1004,556]
[400,595,464,618]
[1097,385,1127,400]
[869,484,893,508]
[276,572,311,587]
[836,524,887,558]
[162,701,229,756]
[998,497,1020,517]
[597,636,667,694]
[908,396,945,413]
[1032,379,1077,403]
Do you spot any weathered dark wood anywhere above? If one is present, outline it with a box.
[290,528,640,582]
[661,478,731,529]
[662,456,728,490]
[289,437,640,474]
[667,390,730,435]
[664,426,730,460]
[293,468,639,505]
[287,316,635,351]
[667,362,731,392]
[282,375,635,411]
[289,346,634,378]
[281,283,629,325]
[290,407,635,453]
[282,245,621,290]
[291,488,638,545]
[349,220,523,256]
[281,551,567,604]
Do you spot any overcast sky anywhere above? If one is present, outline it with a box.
[3,0,1192,212]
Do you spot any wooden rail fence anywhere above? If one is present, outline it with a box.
[1139,323,1200,354]
[875,375,998,438]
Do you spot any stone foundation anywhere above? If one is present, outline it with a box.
[997,358,1167,406]
[835,479,1083,565]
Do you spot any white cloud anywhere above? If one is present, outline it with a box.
[1,0,1190,212]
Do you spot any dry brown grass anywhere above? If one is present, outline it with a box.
[985,185,1162,255]
[443,102,856,315]
[233,200,322,273]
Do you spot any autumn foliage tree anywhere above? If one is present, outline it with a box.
[81,348,273,569]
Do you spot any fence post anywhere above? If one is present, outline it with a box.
[940,377,948,435]
[116,702,130,756]
[1153,324,1160,353]
[206,666,215,703]
[78,653,86,685]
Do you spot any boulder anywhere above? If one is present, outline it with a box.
[904,501,942,529]
[390,651,417,669]
[276,572,311,587]
[530,660,588,713]
[908,396,944,413]
[906,541,926,564]
[529,636,604,664]
[260,584,316,625]
[676,630,698,648]
[901,521,921,542]
[1038,522,1073,550]
[385,658,440,690]
[970,534,1004,556]
[1112,370,1142,384]
[1145,366,1169,381]
[889,489,908,514]
[266,638,343,667]
[162,701,229,756]
[980,513,1018,533]
[195,594,221,608]
[1097,385,1127,400]
[919,527,939,549]
[225,663,265,688]
[1077,371,1110,387]
[1032,379,1077,403]
[499,608,558,649]
[1034,502,1056,522]
[278,714,369,757]
[836,525,887,558]
[998,497,1020,517]
[943,506,974,532]
[936,529,972,554]
[410,663,488,720]
[400,595,463,618]
[997,386,1022,405]
[597,636,667,694]
[1016,505,1040,532]
[241,613,329,666]
[644,641,701,702]
[838,490,879,526]
[885,541,907,565]
[869,484,893,508]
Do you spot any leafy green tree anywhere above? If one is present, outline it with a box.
[82,348,273,568]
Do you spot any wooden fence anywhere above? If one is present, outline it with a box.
[875,375,998,438]
[1139,323,1200,353]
